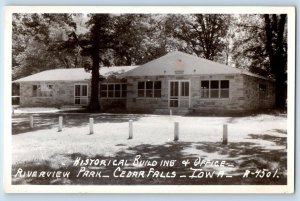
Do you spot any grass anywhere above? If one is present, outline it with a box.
[11,112,287,185]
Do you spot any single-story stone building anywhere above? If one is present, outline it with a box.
[13,51,275,114]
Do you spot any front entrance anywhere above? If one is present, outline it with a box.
[169,80,190,108]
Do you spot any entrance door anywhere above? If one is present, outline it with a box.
[169,80,190,108]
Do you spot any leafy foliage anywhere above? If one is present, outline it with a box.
[12,13,288,109]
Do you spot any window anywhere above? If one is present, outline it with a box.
[74,84,88,105]
[220,80,229,98]
[200,81,209,98]
[32,84,53,97]
[200,80,229,99]
[181,81,189,97]
[259,84,267,92]
[258,84,268,95]
[100,83,127,98]
[137,81,161,98]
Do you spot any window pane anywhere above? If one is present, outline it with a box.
[108,84,114,90]
[138,90,144,97]
[201,89,209,98]
[138,82,144,89]
[82,85,87,96]
[170,82,178,96]
[75,98,80,104]
[115,84,121,90]
[181,82,189,96]
[101,91,107,98]
[146,90,153,97]
[154,81,161,89]
[115,90,121,97]
[220,89,229,98]
[221,80,229,89]
[201,81,209,89]
[108,90,114,97]
[75,85,81,96]
[211,80,219,89]
[32,85,37,97]
[154,89,161,98]
[122,91,127,97]
[146,81,153,89]
[101,84,107,90]
[210,89,219,98]
[259,84,267,91]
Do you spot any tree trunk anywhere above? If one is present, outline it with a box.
[264,14,287,109]
[88,21,101,112]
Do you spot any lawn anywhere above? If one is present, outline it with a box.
[11,110,287,185]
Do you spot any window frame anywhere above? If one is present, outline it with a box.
[100,83,127,99]
[32,84,54,98]
[137,80,162,98]
[258,83,268,95]
[74,84,88,105]
[200,80,230,99]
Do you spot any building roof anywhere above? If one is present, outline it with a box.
[123,51,271,80]
[13,51,271,83]
[13,66,138,83]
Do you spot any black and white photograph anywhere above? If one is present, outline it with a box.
[4,6,295,193]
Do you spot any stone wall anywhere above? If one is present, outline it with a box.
[126,75,168,112]
[19,81,90,107]
[191,74,246,113]
[242,74,275,110]
[19,79,128,110]
[126,74,275,113]
[19,74,275,113]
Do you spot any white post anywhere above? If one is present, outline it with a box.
[174,122,179,141]
[129,120,133,139]
[170,109,172,117]
[223,124,228,145]
[58,116,63,132]
[29,115,33,128]
[89,118,94,134]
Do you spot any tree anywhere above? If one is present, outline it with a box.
[232,14,287,109]
[264,14,287,109]
[12,13,81,79]
[70,14,116,111]
[231,14,270,76]
[167,14,231,62]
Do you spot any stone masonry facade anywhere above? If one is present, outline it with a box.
[19,74,275,113]
[126,74,275,113]
[19,81,91,107]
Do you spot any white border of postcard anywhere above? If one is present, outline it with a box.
[4,6,295,193]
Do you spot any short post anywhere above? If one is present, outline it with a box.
[89,118,94,134]
[174,122,179,141]
[170,109,172,117]
[29,115,34,128]
[58,116,63,132]
[129,120,133,139]
[222,124,228,145]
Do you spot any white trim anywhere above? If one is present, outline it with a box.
[168,80,191,108]
[200,80,230,99]
[74,84,88,106]
[32,84,54,98]
[137,80,162,98]
[100,83,127,99]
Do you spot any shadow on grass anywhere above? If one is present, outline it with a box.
[12,134,287,185]
[12,113,145,135]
